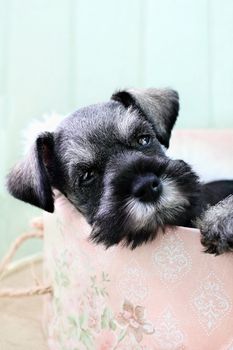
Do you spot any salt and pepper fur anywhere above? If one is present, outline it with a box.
[6,88,233,252]
[198,195,233,254]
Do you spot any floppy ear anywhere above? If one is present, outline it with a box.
[7,132,55,212]
[111,88,179,148]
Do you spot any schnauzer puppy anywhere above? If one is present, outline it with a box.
[7,88,233,252]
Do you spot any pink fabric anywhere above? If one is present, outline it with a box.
[168,129,233,182]
[44,194,233,350]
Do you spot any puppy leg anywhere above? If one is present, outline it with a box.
[198,195,233,255]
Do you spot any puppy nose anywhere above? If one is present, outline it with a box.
[132,174,162,202]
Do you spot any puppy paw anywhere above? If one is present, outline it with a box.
[197,196,233,255]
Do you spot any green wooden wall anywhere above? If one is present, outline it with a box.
[0,0,233,258]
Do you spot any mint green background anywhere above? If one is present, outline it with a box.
[0,0,233,258]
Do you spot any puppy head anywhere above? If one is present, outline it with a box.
[7,88,193,247]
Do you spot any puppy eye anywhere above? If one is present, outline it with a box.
[137,135,151,146]
[80,169,95,185]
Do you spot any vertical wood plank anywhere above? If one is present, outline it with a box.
[0,0,9,192]
[144,0,210,128]
[73,0,143,107]
[210,0,233,127]
[0,0,74,258]
[6,0,74,161]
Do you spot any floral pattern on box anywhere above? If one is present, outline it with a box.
[43,193,233,350]
[191,272,232,335]
[152,233,192,286]
[117,259,149,303]
[152,307,186,350]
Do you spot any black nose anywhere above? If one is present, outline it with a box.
[132,174,162,202]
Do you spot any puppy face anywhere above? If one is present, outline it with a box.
[7,88,201,248]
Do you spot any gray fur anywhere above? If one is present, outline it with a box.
[6,87,233,251]
[127,88,178,137]
[198,195,233,255]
